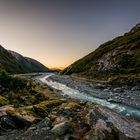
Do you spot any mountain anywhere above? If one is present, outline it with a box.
[61,23,140,81]
[0,45,49,73]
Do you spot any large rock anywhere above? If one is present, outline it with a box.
[51,121,69,135]
[0,115,32,130]
[10,115,32,128]
[1,116,17,130]
[85,117,129,140]
[87,106,140,140]
[36,117,52,129]
[33,105,48,118]
[57,107,74,117]
[0,105,14,117]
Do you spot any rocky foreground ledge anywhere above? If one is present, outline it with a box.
[0,92,140,140]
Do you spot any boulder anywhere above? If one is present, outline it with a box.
[1,116,17,130]
[95,119,111,132]
[87,106,140,140]
[10,115,33,128]
[57,107,74,117]
[36,117,52,129]
[0,115,32,130]
[87,108,107,127]
[85,119,128,140]
[33,105,48,118]
[51,121,69,135]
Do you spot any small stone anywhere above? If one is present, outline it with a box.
[28,126,36,131]
[103,89,110,92]
[113,88,123,93]
[131,86,138,91]
[127,95,130,98]
[60,98,67,102]
[126,113,130,117]
[107,98,113,102]
[95,84,106,89]
[114,93,119,96]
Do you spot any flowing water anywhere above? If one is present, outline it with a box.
[38,73,140,121]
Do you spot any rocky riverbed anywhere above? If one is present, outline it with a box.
[46,74,140,110]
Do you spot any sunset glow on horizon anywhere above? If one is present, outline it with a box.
[0,0,140,68]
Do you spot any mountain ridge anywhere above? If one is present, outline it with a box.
[61,23,140,83]
[0,45,49,74]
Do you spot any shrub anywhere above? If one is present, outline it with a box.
[0,70,31,91]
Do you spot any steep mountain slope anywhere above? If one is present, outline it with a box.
[0,45,49,73]
[61,23,140,81]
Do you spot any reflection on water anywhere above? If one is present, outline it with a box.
[39,74,140,121]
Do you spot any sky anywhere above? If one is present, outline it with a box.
[0,0,140,69]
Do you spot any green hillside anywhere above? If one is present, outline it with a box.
[61,23,140,81]
[0,45,49,74]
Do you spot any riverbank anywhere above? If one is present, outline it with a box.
[46,74,140,110]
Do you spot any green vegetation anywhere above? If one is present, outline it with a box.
[60,102,81,111]
[0,95,9,106]
[0,69,137,139]
[61,23,140,83]
[0,70,30,91]
[0,71,50,107]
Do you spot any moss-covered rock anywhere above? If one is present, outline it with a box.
[33,105,48,118]
[0,95,9,106]
[60,102,81,111]
[45,98,65,108]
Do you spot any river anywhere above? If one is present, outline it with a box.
[34,73,140,121]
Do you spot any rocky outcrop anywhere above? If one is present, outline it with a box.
[87,106,140,140]
[1,102,140,140]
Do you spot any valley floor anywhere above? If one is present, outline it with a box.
[0,73,140,140]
